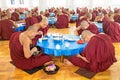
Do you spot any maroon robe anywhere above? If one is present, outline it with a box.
[54,14,69,28]
[31,15,49,45]
[11,12,20,21]
[25,16,38,30]
[91,12,96,21]
[69,34,117,73]
[0,19,15,40]
[114,15,120,24]
[103,21,120,42]
[32,27,49,45]
[9,32,51,70]
[77,23,99,35]
[76,18,87,27]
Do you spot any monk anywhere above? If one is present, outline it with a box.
[75,20,99,36]
[103,21,120,42]
[9,25,52,70]
[32,16,49,45]
[64,30,117,73]
[0,14,18,40]
[11,9,20,21]
[54,11,69,28]
[103,12,120,42]
[25,11,38,30]
[76,13,92,27]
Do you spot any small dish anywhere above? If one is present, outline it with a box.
[43,64,59,74]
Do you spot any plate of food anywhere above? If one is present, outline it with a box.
[43,64,59,74]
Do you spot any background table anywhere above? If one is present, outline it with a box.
[48,17,56,25]
[70,14,78,21]
[94,22,103,32]
[36,35,87,56]
[14,23,26,32]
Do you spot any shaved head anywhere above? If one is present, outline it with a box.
[80,20,89,29]
[85,13,92,19]
[81,30,94,42]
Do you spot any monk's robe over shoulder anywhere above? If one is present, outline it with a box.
[25,16,38,30]
[0,19,15,40]
[54,14,69,28]
[114,15,120,24]
[103,21,120,42]
[11,12,20,21]
[69,34,117,73]
[77,23,99,35]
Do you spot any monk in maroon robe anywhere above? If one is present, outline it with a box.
[75,20,99,36]
[76,13,92,27]
[32,16,49,45]
[0,15,18,40]
[114,14,120,24]
[54,12,69,28]
[11,9,20,21]
[64,30,117,73]
[103,21,120,42]
[9,25,52,70]
[25,11,38,30]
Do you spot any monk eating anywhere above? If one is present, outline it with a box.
[9,25,52,70]
[64,30,117,73]
[74,20,99,36]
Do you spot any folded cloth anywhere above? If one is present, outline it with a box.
[77,40,84,44]
[75,68,96,79]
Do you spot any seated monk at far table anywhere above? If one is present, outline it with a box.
[0,14,18,40]
[103,11,120,42]
[64,30,117,73]
[9,25,52,70]
[74,20,99,36]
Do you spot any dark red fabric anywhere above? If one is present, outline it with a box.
[103,21,120,42]
[77,23,99,35]
[9,32,51,70]
[32,26,49,45]
[76,18,87,27]
[0,19,15,40]
[102,15,109,23]
[44,13,49,17]
[11,12,19,21]
[25,16,38,30]
[54,14,69,28]
[114,15,120,24]
[36,15,42,22]
[91,12,96,21]
[69,34,117,73]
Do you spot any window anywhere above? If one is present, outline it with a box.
[19,0,24,4]
[11,0,15,5]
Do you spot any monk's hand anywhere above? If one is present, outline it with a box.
[76,54,82,58]
[37,31,43,36]
[31,47,38,55]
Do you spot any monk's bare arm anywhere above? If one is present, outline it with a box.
[74,26,81,36]
[10,20,18,28]
[76,54,89,63]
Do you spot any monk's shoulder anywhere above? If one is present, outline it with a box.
[20,33,31,45]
